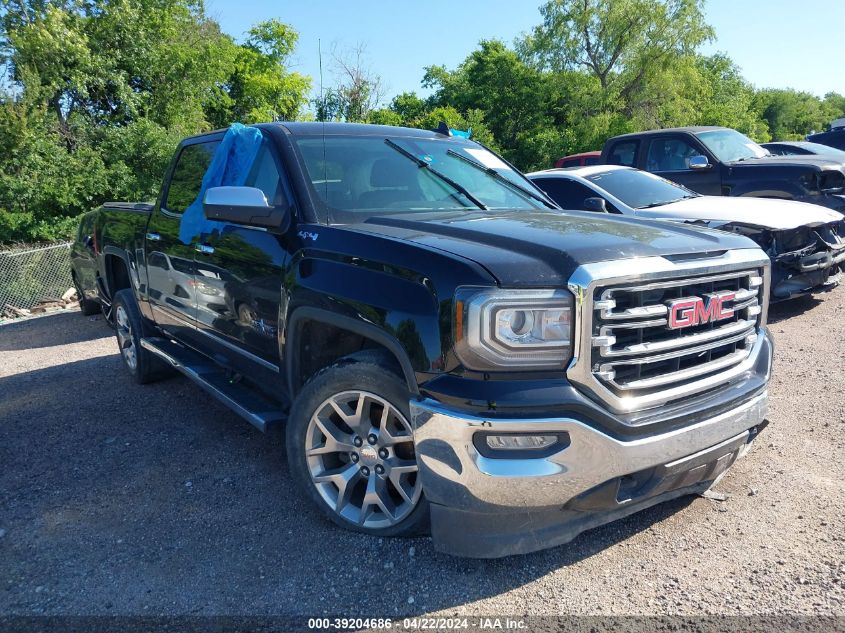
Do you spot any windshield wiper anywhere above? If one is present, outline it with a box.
[445,149,556,208]
[637,194,697,209]
[383,139,487,210]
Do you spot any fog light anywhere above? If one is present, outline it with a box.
[474,432,570,458]
[485,434,557,450]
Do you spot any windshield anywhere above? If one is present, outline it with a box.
[585,169,697,209]
[802,142,845,159]
[697,129,769,162]
[294,134,549,223]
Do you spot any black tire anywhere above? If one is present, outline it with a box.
[72,274,101,316]
[96,277,116,329]
[286,355,429,537]
[112,289,173,384]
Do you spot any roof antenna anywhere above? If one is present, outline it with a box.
[319,38,328,218]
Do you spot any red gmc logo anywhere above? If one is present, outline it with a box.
[667,291,736,329]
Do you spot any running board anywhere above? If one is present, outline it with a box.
[140,337,287,432]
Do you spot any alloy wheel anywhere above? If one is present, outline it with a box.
[115,305,137,370]
[305,390,421,529]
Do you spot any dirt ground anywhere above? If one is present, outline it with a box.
[0,291,843,618]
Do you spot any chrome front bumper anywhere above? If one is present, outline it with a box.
[411,389,768,557]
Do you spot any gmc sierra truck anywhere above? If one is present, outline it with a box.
[601,126,845,212]
[71,122,773,558]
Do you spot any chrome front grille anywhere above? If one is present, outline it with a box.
[591,270,763,396]
[566,250,771,414]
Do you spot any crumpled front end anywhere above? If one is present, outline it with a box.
[723,220,845,301]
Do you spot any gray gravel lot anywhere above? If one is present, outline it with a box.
[1,292,844,618]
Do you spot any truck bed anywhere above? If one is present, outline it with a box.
[70,201,154,314]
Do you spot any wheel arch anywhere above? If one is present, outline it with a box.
[286,307,419,398]
[102,247,133,299]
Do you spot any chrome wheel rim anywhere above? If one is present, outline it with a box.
[115,305,137,370]
[305,390,421,529]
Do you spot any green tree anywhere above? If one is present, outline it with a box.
[365,108,403,126]
[823,92,845,122]
[519,0,713,108]
[660,54,768,139]
[754,88,841,140]
[0,2,311,243]
[388,92,428,123]
[424,40,552,168]
[4,0,236,131]
[314,43,384,123]
[206,19,311,127]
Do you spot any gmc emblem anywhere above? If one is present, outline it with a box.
[667,291,736,329]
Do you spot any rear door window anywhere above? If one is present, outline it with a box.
[606,141,639,167]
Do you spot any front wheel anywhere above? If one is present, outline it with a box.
[286,359,428,537]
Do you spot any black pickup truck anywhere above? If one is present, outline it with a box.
[807,127,845,152]
[601,126,845,212]
[71,122,773,557]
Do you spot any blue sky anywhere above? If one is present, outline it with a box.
[206,0,844,104]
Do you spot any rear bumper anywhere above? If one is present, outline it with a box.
[411,389,768,558]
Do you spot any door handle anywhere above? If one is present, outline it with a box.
[195,243,215,255]
[146,232,161,241]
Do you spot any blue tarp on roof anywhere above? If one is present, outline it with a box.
[179,123,264,244]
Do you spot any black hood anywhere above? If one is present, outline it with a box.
[352,210,759,286]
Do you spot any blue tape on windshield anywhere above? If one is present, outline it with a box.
[178,123,264,245]
[450,127,472,139]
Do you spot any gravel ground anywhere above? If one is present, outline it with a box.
[0,292,844,618]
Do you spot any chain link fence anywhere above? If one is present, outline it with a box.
[0,242,74,314]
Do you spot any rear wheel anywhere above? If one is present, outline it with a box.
[96,277,115,328]
[72,274,100,316]
[112,289,173,384]
[286,359,428,537]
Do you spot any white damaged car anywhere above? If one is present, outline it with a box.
[529,165,845,301]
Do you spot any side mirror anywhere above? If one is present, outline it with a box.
[688,155,711,170]
[203,186,290,230]
[583,197,609,213]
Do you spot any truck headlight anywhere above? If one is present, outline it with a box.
[454,288,574,370]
